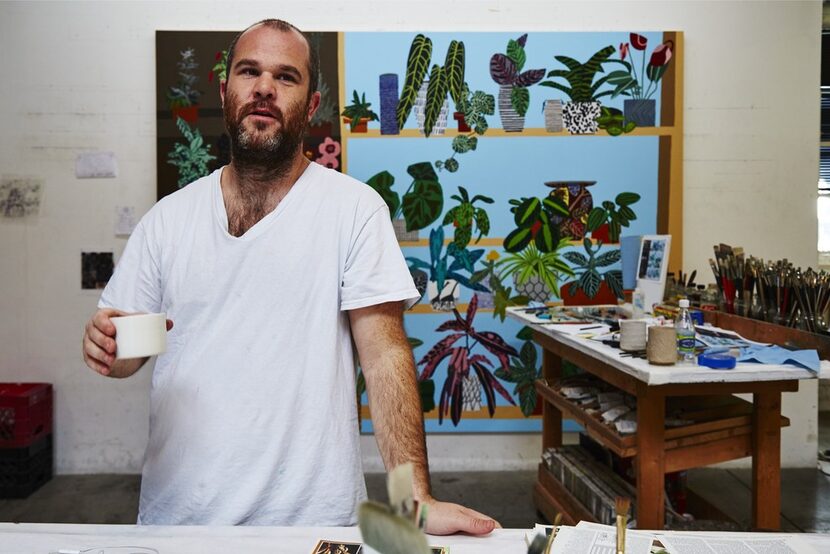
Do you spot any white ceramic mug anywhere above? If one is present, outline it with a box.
[112,313,167,360]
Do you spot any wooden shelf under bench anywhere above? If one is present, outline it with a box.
[535,380,789,472]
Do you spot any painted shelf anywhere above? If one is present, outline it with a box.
[397,237,619,248]
[343,126,678,139]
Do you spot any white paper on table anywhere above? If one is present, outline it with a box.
[657,533,819,554]
[550,525,653,554]
[114,206,137,236]
[76,151,118,178]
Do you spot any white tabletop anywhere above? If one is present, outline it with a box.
[1,523,829,554]
[0,524,519,554]
[506,307,821,386]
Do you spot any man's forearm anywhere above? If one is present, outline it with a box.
[363,346,432,500]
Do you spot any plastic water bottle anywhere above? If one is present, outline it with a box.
[675,298,696,363]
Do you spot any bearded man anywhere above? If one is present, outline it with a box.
[81,19,498,534]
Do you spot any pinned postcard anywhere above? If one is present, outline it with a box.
[311,539,447,553]
[76,151,118,178]
[0,176,43,217]
[115,206,137,236]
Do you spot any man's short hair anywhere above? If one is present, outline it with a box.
[225,19,319,100]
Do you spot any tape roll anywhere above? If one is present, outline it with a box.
[619,319,647,351]
[647,325,677,365]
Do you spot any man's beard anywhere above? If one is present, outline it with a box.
[223,90,309,178]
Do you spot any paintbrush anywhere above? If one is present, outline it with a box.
[615,496,630,554]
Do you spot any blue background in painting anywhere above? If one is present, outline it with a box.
[345,31,666,130]
[345,31,665,434]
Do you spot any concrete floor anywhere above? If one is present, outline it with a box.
[1,414,828,531]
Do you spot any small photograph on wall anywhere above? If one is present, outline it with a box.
[0,176,43,218]
[638,237,666,281]
[81,252,114,290]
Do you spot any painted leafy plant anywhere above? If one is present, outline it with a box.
[435,84,495,173]
[539,45,627,103]
[167,47,201,108]
[611,34,674,100]
[586,192,641,242]
[504,195,569,253]
[406,227,489,308]
[563,238,624,299]
[471,251,530,322]
[418,294,518,426]
[442,186,493,249]
[494,326,540,417]
[364,162,443,232]
[396,34,466,137]
[167,117,216,188]
[489,34,546,116]
[208,49,228,83]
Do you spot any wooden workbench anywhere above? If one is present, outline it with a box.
[506,307,822,530]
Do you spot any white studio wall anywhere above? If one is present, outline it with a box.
[0,1,821,473]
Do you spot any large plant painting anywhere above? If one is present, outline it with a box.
[157,29,675,434]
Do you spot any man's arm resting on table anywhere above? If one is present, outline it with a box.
[349,301,499,536]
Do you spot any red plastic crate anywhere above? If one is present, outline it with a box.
[0,383,53,448]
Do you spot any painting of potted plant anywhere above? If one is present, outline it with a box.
[608,34,674,127]
[207,49,228,84]
[435,84,495,173]
[596,106,636,136]
[341,90,379,132]
[167,117,216,188]
[309,72,340,137]
[561,238,624,305]
[495,326,542,417]
[496,240,575,303]
[544,181,596,240]
[167,47,202,123]
[442,186,494,250]
[586,192,641,243]
[471,251,530,320]
[503,195,569,254]
[489,34,546,132]
[396,34,465,137]
[539,44,629,134]
[406,227,489,311]
[364,162,444,241]
[417,293,518,425]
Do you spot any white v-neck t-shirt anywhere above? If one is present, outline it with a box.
[99,163,419,525]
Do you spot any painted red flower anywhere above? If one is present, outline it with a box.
[619,42,629,62]
[208,71,214,82]
[630,33,648,51]
[215,51,222,61]
[318,137,341,157]
[649,41,673,67]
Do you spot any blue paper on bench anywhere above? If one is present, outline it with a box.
[737,345,820,372]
